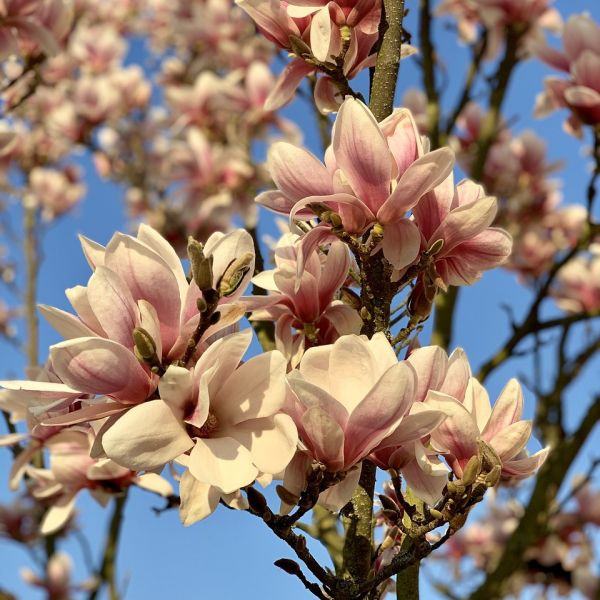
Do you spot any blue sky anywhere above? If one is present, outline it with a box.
[2,2,600,598]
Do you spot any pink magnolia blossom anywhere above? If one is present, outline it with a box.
[425,377,549,481]
[282,333,446,510]
[412,177,512,287]
[25,428,173,535]
[245,233,362,366]
[21,552,75,600]
[236,0,394,111]
[99,329,297,524]
[553,248,600,314]
[28,166,85,220]
[371,345,471,504]
[258,98,455,271]
[534,13,600,136]
[2,226,253,428]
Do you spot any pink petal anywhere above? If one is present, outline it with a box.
[344,362,417,466]
[268,141,333,202]
[333,97,393,214]
[50,337,152,404]
[87,266,139,348]
[487,420,532,462]
[377,148,455,224]
[380,218,421,270]
[407,346,449,403]
[264,59,314,111]
[179,470,220,525]
[38,305,97,340]
[300,405,345,470]
[227,414,298,475]
[482,378,523,439]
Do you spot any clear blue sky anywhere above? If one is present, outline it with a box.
[2,2,600,598]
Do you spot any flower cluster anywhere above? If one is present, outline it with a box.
[237,0,414,113]
[1,224,546,531]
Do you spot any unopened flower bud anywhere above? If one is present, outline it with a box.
[429,508,444,520]
[218,252,253,297]
[381,526,399,550]
[379,494,401,514]
[187,237,213,291]
[288,35,313,58]
[209,311,221,325]
[275,558,303,577]
[276,485,300,507]
[460,455,481,486]
[196,297,207,313]
[485,465,502,488]
[246,486,268,515]
[132,327,157,361]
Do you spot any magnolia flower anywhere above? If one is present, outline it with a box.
[258,98,455,271]
[25,428,173,535]
[282,333,447,510]
[426,377,549,481]
[28,166,86,221]
[370,345,471,504]
[236,0,389,111]
[245,233,362,366]
[100,329,297,522]
[534,13,600,136]
[412,177,512,287]
[553,250,600,314]
[2,225,253,427]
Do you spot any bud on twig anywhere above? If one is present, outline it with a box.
[460,455,482,486]
[274,558,303,577]
[276,485,300,507]
[246,486,268,515]
[187,237,213,292]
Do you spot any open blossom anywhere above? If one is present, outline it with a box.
[553,248,600,314]
[0,0,73,60]
[236,0,399,112]
[258,98,455,271]
[28,166,85,220]
[24,428,173,535]
[245,233,362,366]
[281,333,447,510]
[425,377,549,481]
[371,345,471,504]
[534,13,600,136]
[99,329,297,524]
[1,225,253,427]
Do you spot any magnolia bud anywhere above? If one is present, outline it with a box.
[218,252,253,297]
[246,486,268,514]
[485,465,502,487]
[275,558,303,576]
[381,526,399,550]
[460,455,481,486]
[196,296,207,313]
[428,508,444,520]
[340,287,362,310]
[132,327,157,361]
[187,237,213,291]
[276,485,300,507]
[288,35,313,58]
[209,311,221,325]
[379,494,401,514]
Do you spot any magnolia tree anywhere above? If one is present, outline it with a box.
[0,0,599,598]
